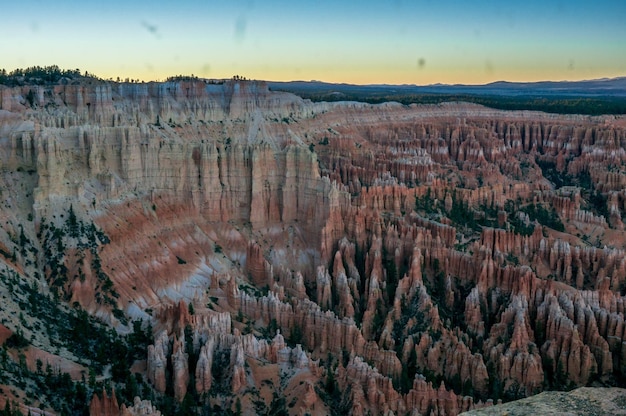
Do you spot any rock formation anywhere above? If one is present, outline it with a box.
[89,390,162,416]
[461,387,626,415]
[0,78,625,415]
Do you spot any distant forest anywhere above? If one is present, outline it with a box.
[0,66,232,87]
[0,66,102,86]
[270,86,626,116]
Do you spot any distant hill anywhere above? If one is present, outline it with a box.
[268,77,626,115]
[269,77,626,97]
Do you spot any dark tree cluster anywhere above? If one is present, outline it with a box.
[273,87,626,116]
[0,66,100,86]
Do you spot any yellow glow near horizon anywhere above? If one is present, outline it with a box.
[92,65,626,86]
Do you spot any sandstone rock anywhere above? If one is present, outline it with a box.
[89,389,119,416]
[146,330,169,393]
[120,397,162,416]
[3,79,626,416]
[460,387,626,415]
[230,341,246,392]
[171,337,189,401]
[89,390,162,416]
[195,338,215,394]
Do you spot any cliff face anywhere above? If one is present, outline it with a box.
[1,80,338,315]
[0,79,626,415]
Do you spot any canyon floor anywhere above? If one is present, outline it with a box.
[0,75,625,415]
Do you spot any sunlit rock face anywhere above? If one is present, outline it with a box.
[0,79,626,415]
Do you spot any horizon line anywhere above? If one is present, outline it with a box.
[2,66,626,88]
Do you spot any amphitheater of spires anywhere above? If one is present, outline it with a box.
[0,75,625,415]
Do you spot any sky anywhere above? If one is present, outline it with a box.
[1,0,625,85]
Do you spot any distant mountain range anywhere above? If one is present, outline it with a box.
[268,77,626,115]
[268,77,626,98]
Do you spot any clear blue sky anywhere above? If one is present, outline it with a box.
[1,0,625,84]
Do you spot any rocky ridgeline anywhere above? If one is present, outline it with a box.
[0,79,625,414]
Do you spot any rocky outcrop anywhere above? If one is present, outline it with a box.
[89,390,162,416]
[230,341,246,392]
[461,387,626,415]
[171,337,189,401]
[195,338,215,394]
[120,397,162,416]
[89,389,119,416]
[145,300,322,403]
[338,356,488,415]
[483,295,544,397]
[146,330,169,393]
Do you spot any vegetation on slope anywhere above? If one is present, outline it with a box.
[271,86,626,115]
[0,264,155,415]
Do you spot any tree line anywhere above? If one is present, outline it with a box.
[0,66,101,86]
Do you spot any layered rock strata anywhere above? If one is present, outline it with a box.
[0,80,625,415]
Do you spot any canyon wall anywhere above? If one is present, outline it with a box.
[0,79,625,415]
